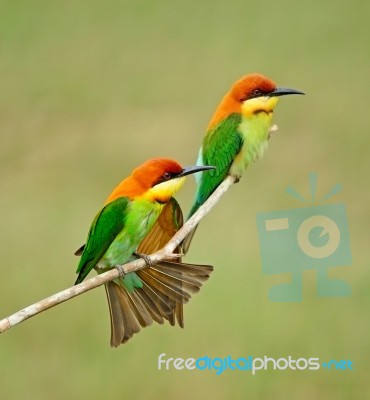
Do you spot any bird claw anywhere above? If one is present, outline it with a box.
[133,251,153,267]
[231,174,241,183]
[228,172,241,183]
[115,264,126,277]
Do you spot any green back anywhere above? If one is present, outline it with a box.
[189,113,243,217]
[75,197,130,284]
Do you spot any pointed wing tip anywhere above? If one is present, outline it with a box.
[74,244,85,256]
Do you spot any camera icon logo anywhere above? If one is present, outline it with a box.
[256,173,352,302]
[297,215,340,259]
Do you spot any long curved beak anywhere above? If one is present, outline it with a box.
[269,87,305,97]
[177,165,216,178]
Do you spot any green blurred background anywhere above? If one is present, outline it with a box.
[1,1,369,398]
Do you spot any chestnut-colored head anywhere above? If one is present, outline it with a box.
[208,73,304,130]
[106,158,214,204]
[132,158,183,188]
[230,73,276,102]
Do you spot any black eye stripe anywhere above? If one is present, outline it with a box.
[240,88,270,102]
[152,171,177,187]
[249,88,268,99]
[240,88,271,102]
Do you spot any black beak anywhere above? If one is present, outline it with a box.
[269,87,305,97]
[176,165,216,178]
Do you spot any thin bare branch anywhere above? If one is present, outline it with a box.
[0,175,235,334]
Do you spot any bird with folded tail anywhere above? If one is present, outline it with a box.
[183,73,304,252]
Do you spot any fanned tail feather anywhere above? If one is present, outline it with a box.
[105,261,213,347]
[105,282,142,346]
[76,199,214,347]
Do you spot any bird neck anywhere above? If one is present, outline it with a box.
[241,96,278,117]
[105,176,147,204]
[239,111,273,138]
[207,96,240,131]
[105,175,185,206]
[207,95,278,131]
[140,177,186,204]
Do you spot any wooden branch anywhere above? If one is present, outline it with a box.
[0,175,235,334]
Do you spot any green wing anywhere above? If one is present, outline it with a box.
[189,113,243,217]
[75,197,130,284]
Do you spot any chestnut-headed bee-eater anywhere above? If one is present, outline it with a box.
[74,158,214,346]
[184,73,304,252]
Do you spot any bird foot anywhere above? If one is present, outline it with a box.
[133,251,153,267]
[115,264,126,277]
[228,172,241,183]
[231,175,241,183]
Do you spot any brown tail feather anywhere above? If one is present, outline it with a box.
[138,269,191,303]
[138,261,213,327]
[101,199,213,347]
[141,266,200,297]
[104,261,213,347]
[181,225,198,255]
[175,303,184,328]
[105,282,142,346]
[134,287,166,324]
[139,280,176,315]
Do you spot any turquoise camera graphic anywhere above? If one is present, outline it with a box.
[256,173,352,302]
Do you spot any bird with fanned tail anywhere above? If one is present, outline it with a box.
[74,158,215,347]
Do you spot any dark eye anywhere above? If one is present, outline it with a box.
[253,89,262,97]
[163,172,171,180]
